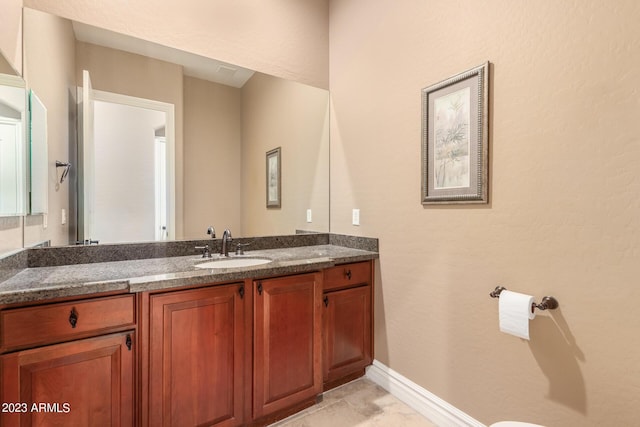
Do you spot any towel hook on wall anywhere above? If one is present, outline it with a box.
[55,160,71,184]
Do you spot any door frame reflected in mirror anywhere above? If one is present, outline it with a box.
[78,80,176,244]
[0,73,27,218]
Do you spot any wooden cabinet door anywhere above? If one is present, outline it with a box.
[323,285,372,384]
[253,273,322,419]
[0,331,135,427]
[148,284,246,427]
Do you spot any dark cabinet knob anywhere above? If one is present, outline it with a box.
[126,334,132,351]
[323,296,329,307]
[239,285,245,299]
[345,269,352,280]
[69,308,78,328]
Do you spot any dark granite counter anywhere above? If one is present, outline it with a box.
[0,244,378,305]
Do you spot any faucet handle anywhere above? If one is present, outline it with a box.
[235,242,252,255]
[207,226,216,238]
[194,244,212,258]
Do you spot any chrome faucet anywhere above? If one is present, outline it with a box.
[220,229,233,257]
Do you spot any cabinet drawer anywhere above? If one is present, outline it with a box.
[1,295,135,350]
[323,262,371,291]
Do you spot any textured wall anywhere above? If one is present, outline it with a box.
[241,73,330,237]
[22,8,77,248]
[24,0,329,89]
[183,76,242,239]
[0,0,22,74]
[0,52,17,75]
[329,1,640,425]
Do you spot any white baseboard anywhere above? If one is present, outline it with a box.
[366,360,486,427]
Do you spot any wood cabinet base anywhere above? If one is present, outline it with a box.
[323,284,372,387]
[146,283,248,427]
[0,260,375,426]
[1,331,135,427]
[253,274,323,420]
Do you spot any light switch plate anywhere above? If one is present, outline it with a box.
[352,209,360,226]
[306,209,312,223]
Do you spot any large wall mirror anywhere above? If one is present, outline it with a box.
[22,7,330,248]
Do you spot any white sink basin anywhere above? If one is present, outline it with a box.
[195,257,272,269]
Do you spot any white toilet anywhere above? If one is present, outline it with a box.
[490,422,544,427]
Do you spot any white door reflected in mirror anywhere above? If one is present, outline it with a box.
[79,70,175,244]
[0,73,26,217]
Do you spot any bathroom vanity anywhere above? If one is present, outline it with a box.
[0,237,376,426]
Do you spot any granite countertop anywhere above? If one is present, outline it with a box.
[0,245,378,305]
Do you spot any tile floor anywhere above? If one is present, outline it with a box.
[269,378,437,427]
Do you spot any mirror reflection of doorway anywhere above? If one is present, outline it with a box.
[154,127,167,241]
[0,118,23,215]
[79,71,175,244]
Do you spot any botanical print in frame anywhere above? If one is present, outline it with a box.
[422,62,489,204]
[266,147,281,208]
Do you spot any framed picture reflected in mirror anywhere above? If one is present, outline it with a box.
[266,147,281,208]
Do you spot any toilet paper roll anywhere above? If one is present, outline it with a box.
[499,290,535,340]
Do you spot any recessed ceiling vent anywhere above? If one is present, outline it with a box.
[216,65,238,79]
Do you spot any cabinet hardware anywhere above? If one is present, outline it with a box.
[345,269,352,280]
[68,307,78,328]
[239,285,245,299]
[323,296,329,307]
[257,282,263,295]
[126,334,132,351]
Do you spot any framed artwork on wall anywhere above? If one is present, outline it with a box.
[421,62,489,204]
[266,147,281,208]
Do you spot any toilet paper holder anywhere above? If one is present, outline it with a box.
[490,286,559,312]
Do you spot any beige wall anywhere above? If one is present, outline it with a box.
[0,0,22,75]
[23,0,329,89]
[184,73,330,239]
[241,73,330,237]
[330,1,640,426]
[22,8,76,248]
[183,76,242,238]
[0,52,18,75]
[0,217,22,255]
